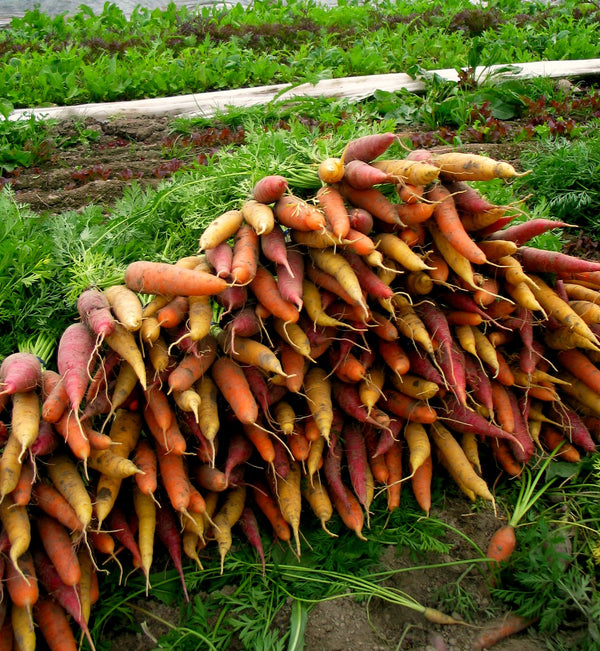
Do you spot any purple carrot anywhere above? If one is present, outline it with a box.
[277,248,304,311]
[343,421,371,511]
[332,379,390,430]
[439,394,520,444]
[444,180,496,214]
[205,241,233,281]
[464,353,494,415]
[406,350,445,386]
[373,417,403,458]
[487,219,575,245]
[341,249,394,300]
[106,503,144,570]
[31,420,60,457]
[237,506,266,575]
[215,284,247,316]
[436,340,468,406]
[507,388,535,463]
[347,207,374,235]
[270,435,290,480]
[0,352,42,395]
[77,287,116,339]
[549,403,597,453]
[260,223,294,277]
[155,501,190,602]
[224,430,254,484]
[323,430,354,513]
[516,246,600,274]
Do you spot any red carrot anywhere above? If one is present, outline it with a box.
[260,223,294,277]
[0,353,42,395]
[277,248,304,312]
[156,500,189,602]
[343,421,371,512]
[343,159,391,189]
[57,322,97,415]
[487,219,574,245]
[224,430,254,485]
[77,287,116,339]
[342,132,397,164]
[252,174,288,204]
[237,506,266,575]
[205,241,233,280]
[516,246,600,274]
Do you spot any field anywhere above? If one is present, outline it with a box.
[1,2,600,650]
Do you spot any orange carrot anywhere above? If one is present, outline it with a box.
[274,194,326,231]
[384,439,402,512]
[472,614,537,650]
[227,222,259,285]
[249,265,300,324]
[411,454,432,516]
[211,356,259,425]
[426,183,487,265]
[36,514,81,587]
[124,260,227,296]
[34,596,79,651]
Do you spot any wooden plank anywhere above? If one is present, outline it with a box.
[8,58,600,122]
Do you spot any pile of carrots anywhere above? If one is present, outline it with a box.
[1,131,600,649]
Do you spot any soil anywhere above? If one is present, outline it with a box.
[4,116,531,216]
[7,115,580,650]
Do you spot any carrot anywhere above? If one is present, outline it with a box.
[252,174,288,204]
[304,367,333,442]
[157,447,192,516]
[302,475,336,536]
[530,275,600,349]
[411,453,432,516]
[40,370,69,424]
[472,614,537,650]
[439,394,517,444]
[11,603,36,651]
[154,500,190,600]
[386,390,437,424]
[343,421,372,516]
[260,223,294,278]
[133,484,156,594]
[427,220,478,289]
[32,548,95,649]
[288,423,311,462]
[218,331,287,380]
[341,132,397,164]
[46,453,92,532]
[125,260,227,297]
[170,335,218,386]
[252,480,292,542]
[330,481,367,540]
[0,494,31,572]
[277,248,305,311]
[557,348,600,396]
[199,209,243,251]
[241,198,275,236]
[0,353,42,395]
[275,459,303,555]
[432,152,530,181]
[104,284,143,332]
[430,422,494,503]
[36,514,81,587]
[5,550,38,608]
[274,194,326,231]
[10,456,34,507]
[104,322,147,389]
[427,183,488,265]
[540,425,581,462]
[384,438,403,512]
[342,159,391,189]
[372,232,431,272]
[77,286,116,339]
[0,432,24,499]
[337,182,401,226]
[156,295,189,329]
[213,484,247,573]
[211,356,259,425]
[367,158,439,187]
[316,185,351,239]
[34,596,80,651]
[249,264,300,324]
[487,218,574,246]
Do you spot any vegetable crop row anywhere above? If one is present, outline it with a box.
[0,133,598,649]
